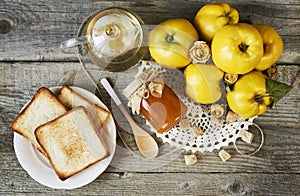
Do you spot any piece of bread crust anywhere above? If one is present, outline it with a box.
[35,106,109,181]
[10,87,67,157]
[57,86,110,133]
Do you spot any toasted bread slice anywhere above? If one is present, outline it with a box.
[35,106,109,181]
[10,87,67,157]
[57,86,110,137]
[57,86,110,128]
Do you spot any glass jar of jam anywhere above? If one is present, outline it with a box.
[140,84,187,133]
[123,68,187,133]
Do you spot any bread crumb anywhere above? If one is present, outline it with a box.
[184,154,198,165]
[226,111,238,123]
[193,126,204,137]
[218,149,231,161]
[240,130,255,144]
[179,118,190,130]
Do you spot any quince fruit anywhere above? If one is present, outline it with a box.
[184,64,224,104]
[211,23,264,74]
[253,24,284,71]
[227,71,292,118]
[194,2,239,43]
[149,18,199,69]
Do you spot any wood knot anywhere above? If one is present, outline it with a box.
[227,180,251,195]
[0,20,13,34]
[180,182,190,190]
[0,8,19,35]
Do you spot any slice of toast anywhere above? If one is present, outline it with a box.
[35,106,109,181]
[10,87,67,157]
[57,86,110,132]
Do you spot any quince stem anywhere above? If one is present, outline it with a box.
[238,42,249,52]
[165,34,180,45]
[166,34,174,43]
[225,85,232,93]
[254,94,271,105]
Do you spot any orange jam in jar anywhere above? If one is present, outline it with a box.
[140,85,187,133]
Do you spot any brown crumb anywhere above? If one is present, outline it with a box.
[193,126,204,137]
[218,149,231,161]
[240,130,255,144]
[184,153,198,165]
[179,118,190,130]
[226,111,238,123]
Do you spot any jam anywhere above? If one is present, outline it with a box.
[140,85,187,133]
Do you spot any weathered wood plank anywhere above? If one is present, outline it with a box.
[0,170,299,195]
[1,62,299,174]
[0,0,299,63]
[2,123,300,174]
[1,0,299,194]
[2,125,300,174]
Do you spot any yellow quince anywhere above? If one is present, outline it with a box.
[226,71,292,118]
[184,64,224,104]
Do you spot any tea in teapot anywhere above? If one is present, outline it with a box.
[60,7,146,71]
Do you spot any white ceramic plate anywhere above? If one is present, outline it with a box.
[13,86,116,189]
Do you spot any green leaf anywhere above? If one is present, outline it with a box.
[266,78,293,108]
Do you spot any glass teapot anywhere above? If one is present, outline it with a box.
[60,7,146,71]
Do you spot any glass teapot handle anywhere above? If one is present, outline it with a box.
[60,36,88,54]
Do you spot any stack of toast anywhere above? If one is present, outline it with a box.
[10,86,111,181]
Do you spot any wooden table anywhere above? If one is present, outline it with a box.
[1,0,299,195]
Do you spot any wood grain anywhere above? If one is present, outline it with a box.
[1,63,299,174]
[0,0,299,63]
[0,170,299,195]
[1,0,300,194]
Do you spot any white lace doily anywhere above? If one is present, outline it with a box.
[136,61,256,153]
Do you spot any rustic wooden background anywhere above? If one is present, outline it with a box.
[0,0,299,195]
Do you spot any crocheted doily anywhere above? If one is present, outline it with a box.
[136,61,256,153]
